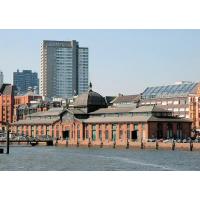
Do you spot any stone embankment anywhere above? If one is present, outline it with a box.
[55,140,199,151]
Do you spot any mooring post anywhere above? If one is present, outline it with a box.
[190,139,193,151]
[88,138,91,148]
[100,141,103,148]
[100,138,103,148]
[77,140,79,147]
[156,140,159,150]
[66,138,68,147]
[113,141,116,149]
[126,138,129,149]
[141,138,144,149]
[172,139,175,151]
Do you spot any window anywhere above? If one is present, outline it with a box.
[112,124,117,141]
[174,100,179,105]
[142,123,145,130]
[46,126,49,136]
[105,130,109,140]
[92,124,96,141]
[174,108,179,112]
[168,101,172,104]
[134,124,138,130]
[99,130,102,140]
[180,108,185,112]
[77,130,80,139]
[127,130,130,139]
[86,130,89,139]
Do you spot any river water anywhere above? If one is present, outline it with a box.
[0,146,200,171]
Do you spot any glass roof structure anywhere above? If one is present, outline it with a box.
[142,82,198,99]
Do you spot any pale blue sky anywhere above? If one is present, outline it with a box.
[0,29,200,96]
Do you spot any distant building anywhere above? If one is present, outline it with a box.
[40,40,88,98]
[13,69,39,94]
[13,90,43,122]
[0,84,17,131]
[140,81,200,129]
[0,70,3,86]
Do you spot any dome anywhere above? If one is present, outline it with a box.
[74,90,107,108]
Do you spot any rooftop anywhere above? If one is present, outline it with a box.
[74,89,107,108]
[27,107,64,117]
[142,82,199,99]
[89,107,134,115]
[130,105,171,113]
[83,115,192,124]
[111,94,140,104]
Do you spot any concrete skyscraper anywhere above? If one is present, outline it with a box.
[40,40,89,98]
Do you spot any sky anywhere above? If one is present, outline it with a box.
[0,29,200,96]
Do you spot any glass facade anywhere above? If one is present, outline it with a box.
[40,40,89,98]
[13,70,39,94]
[142,82,198,99]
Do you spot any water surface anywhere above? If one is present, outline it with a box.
[0,146,199,171]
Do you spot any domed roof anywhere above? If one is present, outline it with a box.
[74,90,107,108]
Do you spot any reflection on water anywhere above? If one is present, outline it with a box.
[0,146,200,171]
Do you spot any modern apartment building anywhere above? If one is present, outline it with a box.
[0,70,3,86]
[140,81,200,129]
[13,70,39,94]
[40,40,88,99]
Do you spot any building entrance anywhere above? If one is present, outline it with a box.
[131,130,138,140]
[63,130,69,139]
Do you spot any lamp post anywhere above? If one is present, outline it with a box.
[4,121,10,154]
[6,122,10,154]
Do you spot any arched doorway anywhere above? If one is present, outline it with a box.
[63,129,70,139]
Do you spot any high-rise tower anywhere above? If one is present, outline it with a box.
[40,40,88,98]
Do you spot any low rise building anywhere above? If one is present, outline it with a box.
[141,81,200,130]
[11,89,192,145]
[13,90,43,122]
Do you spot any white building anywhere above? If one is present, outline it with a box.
[40,40,88,98]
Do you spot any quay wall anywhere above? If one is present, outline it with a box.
[55,140,200,151]
[1,140,200,151]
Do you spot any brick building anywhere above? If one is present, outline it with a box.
[0,84,17,131]
[11,89,192,145]
[13,91,43,122]
[141,81,200,130]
